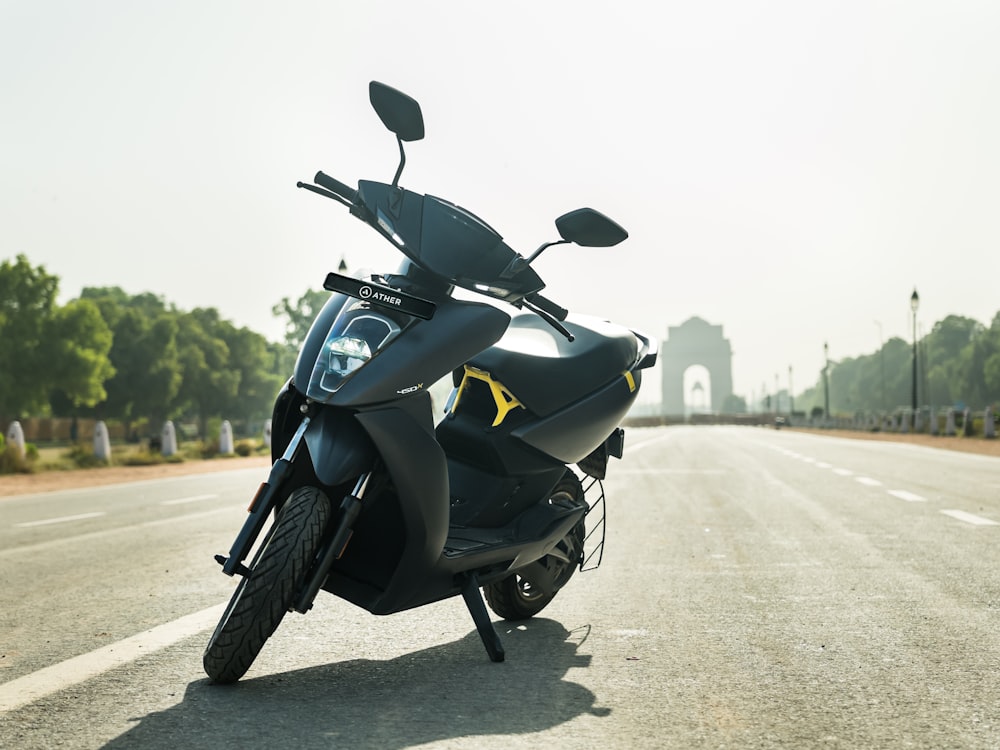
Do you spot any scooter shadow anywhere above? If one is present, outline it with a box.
[103,618,608,750]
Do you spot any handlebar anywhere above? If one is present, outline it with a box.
[314,171,358,204]
[299,173,574,338]
[526,293,568,322]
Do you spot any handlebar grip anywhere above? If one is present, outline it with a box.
[528,293,569,321]
[314,171,358,204]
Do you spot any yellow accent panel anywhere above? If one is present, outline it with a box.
[624,370,636,393]
[451,365,524,427]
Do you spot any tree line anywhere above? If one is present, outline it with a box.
[795,312,1000,416]
[4,255,997,431]
[0,255,322,439]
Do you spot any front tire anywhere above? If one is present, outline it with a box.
[483,474,585,620]
[203,486,330,684]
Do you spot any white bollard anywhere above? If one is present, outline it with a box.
[963,408,974,437]
[263,419,272,449]
[914,410,923,433]
[945,408,956,436]
[161,421,177,457]
[900,411,910,434]
[219,420,234,455]
[93,421,112,462]
[985,407,996,439]
[930,409,939,436]
[5,421,25,458]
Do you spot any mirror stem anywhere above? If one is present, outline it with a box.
[525,239,569,264]
[392,136,406,188]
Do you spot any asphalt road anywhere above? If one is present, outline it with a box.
[2,426,999,749]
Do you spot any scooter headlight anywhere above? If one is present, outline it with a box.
[320,335,372,391]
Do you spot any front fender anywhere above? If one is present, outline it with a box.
[304,408,378,487]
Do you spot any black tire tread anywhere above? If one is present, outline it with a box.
[203,487,329,683]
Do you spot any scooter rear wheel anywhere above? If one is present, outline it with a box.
[203,486,330,683]
[483,474,585,620]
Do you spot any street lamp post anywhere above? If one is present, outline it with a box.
[823,342,830,423]
[874,320,886,413]
[788,365,794,416]
[910,289,919,414]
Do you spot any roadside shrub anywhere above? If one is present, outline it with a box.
[120,451,166,467]
[195,440,219,460]
[234,440,256,457]
[63,443,108,469]
[0,442,34,474]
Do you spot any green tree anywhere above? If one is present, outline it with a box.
[217,324,285,424]
[173,309,238,439]
[984,312,1000,403]
[47,299,115,410]
[924,315,983,407]
[81,287,183,432]
[721,393,747,413]
[272,288,330,349]
[0,256,114,421]
[0,255,60,419]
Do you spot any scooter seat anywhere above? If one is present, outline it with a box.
[468,313,638,417]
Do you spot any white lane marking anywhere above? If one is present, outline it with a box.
[0,602,226,713]
[832,468,854,476]
[160,493,218,506]
[627,433,675,452]
[140,506,243,528]
[800,457,817,464]
[940,510,1000,526]
[855,477,883,487]
[14,512,106,528]
[815,462,832,469]
[614,469,727,475]
[888,489,927,503]
[0,505,245,557]
[0,465,265,503]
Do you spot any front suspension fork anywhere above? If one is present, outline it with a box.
[216,417,311,577]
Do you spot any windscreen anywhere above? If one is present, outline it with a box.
[357,181,545,301]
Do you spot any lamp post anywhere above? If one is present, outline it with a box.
[788,365,794,416]
[910,289,919,414]
[823,342,830,423]
[874,320,886,413]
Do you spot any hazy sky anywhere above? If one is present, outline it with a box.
[4,1,999,405]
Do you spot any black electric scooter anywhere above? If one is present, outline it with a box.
[204,81,657,684]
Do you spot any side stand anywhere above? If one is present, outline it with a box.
[460,573,505,663]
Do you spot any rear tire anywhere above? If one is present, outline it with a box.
[203,486,330,684]
[483,474,585,620]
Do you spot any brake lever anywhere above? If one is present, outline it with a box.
[296,181,353,209]
[523,300,575,341]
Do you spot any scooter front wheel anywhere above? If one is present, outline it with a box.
[203,486,330,684]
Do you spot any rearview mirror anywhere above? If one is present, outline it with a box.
[555,208,628,247]
[369,81,425,142]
